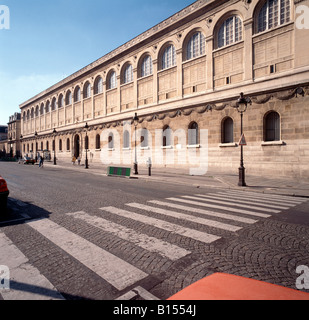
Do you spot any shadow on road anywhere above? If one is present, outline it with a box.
[0,197,52,227]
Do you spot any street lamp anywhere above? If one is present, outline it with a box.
[34,131,38,162]
[133,113,139,175]
[20,135,23,159]
[84,123,89,169]
[236,93,251,187]
[53,128,57,165]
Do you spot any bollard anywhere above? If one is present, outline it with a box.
[147,157,152,177]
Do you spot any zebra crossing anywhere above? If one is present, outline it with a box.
[1,190,307,300]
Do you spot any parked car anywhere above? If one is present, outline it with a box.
[168,273,309,300]
[23,157,36,165]
[0,176,9,214]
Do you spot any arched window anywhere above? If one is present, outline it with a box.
[264,111,280,141]
[188,122,199,145]
[67,138,70,151]
[41,142,43,151]
[258,0,290,33]
[46,141,49,151]
[141,128,148,148]
[108,133,114,149]
[66,91,72,105]
[218,16,243,48]
[85,135,89,150]
[84,82,91,99]
[95,134,101,149]
[35,106,39,117]
[163,125,172,147]
[31,108,34,119]
[123,130,130,149]
[74,86,81,102]
[141,55,153,77]
[45,101,50,113]
[51,98,57,111]
[59,139,62,151]
[222,117,234,143]
[186,32,205,60]
[123,64,133,84]
[161,44,176,70]
[40,104,44,116]
[27,110,30,121]
[23,112,26,122]
[58,94,64,108]
[107,71,117,90]
[94,76,103,95]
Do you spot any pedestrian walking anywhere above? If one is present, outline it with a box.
[39,156,44,168]
[72,156,76,165]
[77,156,81,165]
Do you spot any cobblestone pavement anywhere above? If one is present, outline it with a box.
[1,184,309,300]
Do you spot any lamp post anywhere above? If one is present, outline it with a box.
[236,93,251,187]
[9,136,13,158]
[20,135,23,159]
[53,128,57,165]
[133,113,139,175]
[34,131,38,162]
[84,123,89,169]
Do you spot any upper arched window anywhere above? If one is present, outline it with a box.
[141,55,153,78]
[186,32,205,60]
[74,86,81,102]
[123,64,133,84]
[107,71,117,90]
[218,16,243,48]
[65,91,72,105]
[51,98,57,111]
[257,0,290,33]
[58,94,64,108]
[161,44,176,70]
[35,106,39,117]
[40,103,44,116]
[83,82,91,99]
[94,76,103,95]
[45,101,50,113]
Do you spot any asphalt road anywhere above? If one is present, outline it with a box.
[1,162,309,301]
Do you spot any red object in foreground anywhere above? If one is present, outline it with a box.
[168,273,309,300]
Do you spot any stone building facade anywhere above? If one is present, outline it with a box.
[7,113,22,158]
[19,0,309,178]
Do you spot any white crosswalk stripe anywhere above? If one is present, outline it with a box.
[0,232,64,300]
[194,194,290,210]
[221,190,306,204]
[148,200,258,224]
[27,219,148,291]
[181,195,280,213]
[126,203,242,232]
[65,211,191,261]
[100,206,221,244]
[212,192,302,207]
[167,197,272,218]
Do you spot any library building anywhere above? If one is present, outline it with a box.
[19,0,309,178]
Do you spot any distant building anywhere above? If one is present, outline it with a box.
[19,0,309,178]
[0,126,8,141]
[7,113,22,157]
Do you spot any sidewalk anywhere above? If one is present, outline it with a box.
[43,160,309,198]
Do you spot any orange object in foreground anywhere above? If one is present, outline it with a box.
[168,273,309,300]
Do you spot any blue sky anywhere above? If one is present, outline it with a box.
[0,0,195,125]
